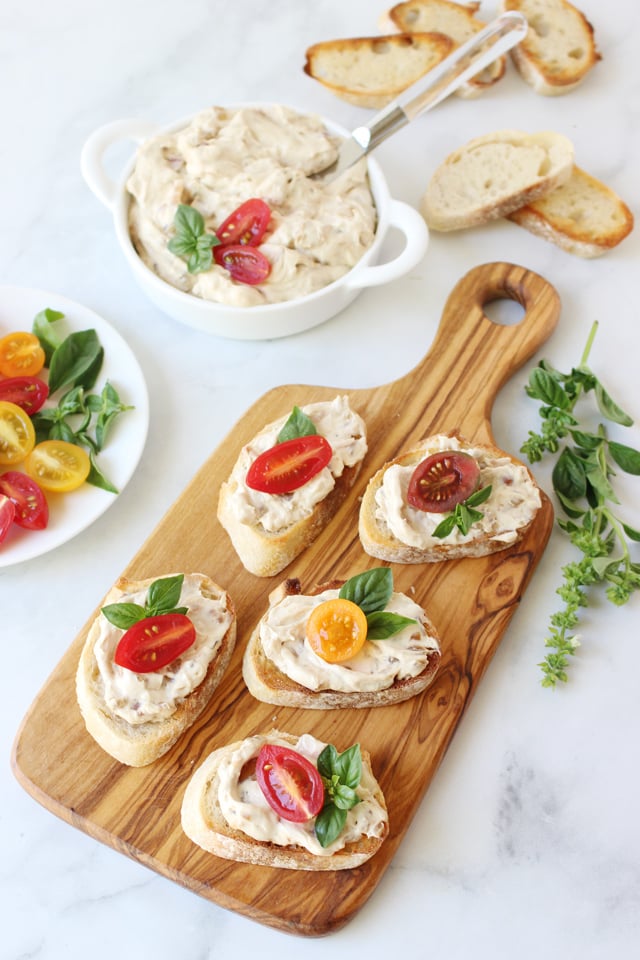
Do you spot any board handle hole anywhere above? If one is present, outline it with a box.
[483,297,526,327]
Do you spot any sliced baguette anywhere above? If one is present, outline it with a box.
[217,397,367,578]
[303,32,453,108]
[500,0,601,95]
[181,730,388,870]
[382,0,506,97]
[420,129,574,231]
[76,573,236,767]
[508,165,634,257]
[358,434,542,563]
[243,577,441,708]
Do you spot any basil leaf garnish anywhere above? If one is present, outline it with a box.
[331,743,361,790]
[365,610,417,640]
[32,307,65,364]
[432,485,493,539]
[101,575,188,628]
[339,567,392,615]
[315,743,362,848]
[277,406,318,443]
[48,329,104,394]
[101,602,147,629]
[315,805,347,849]
[168,203,219,275]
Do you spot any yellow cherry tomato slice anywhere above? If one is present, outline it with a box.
[25,440,91,492]
[305,598,368,663]
[0,331,45,377]
[0,400,36,464]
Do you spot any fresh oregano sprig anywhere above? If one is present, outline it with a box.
[521,321,640,687]
[432,484,493,539]
[314,743,362,848]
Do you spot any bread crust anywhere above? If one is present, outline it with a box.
[242,578,441,708]
[181,730,388,870]
[76,573,236,767]
[358,435,542,563]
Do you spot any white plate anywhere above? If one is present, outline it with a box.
[0,286,149,567]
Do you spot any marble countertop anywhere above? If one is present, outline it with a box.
[3,0,639,956]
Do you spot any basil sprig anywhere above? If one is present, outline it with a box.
[432,484,493,539]
[101,574,188,630]
[277,405,317,443]
[315,743,362,848]
[32,307,64,364]
[168,204,220,274]
[339,567,416,640]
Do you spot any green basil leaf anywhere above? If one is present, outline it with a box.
[173,203,206,242]
[315,804,347,849]
[622,522,640,542]
[432,513,457,539]
[339,568,392,615]
[49,421,76,443]
[332,782,359,811]
[569,429,602,451]
[465,484,492,507]
[32,307,65,363]
[595,382,634,427]
[332,743,362,791]
[554,489,587,519]
[277,406,318,443]
[366,610,416,640]
[527,367,570,409]
[586,468,619,505]
[101,602,146,629]
[608,440,640,476]
[146,574,185,615]
[552,447,587,500]
[168,235,197,257]
[316,744,337,780]
[48,329,104,394]
[86,453,118,493]
[187,247,213,274]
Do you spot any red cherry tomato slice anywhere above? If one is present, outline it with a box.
[246,434,333,494]
[407,450,480,513]
[216,198,271,246]
[214,244,271,285]
[114,613,196,673]
[0,471,49,530]
[0,376,49,414]
[255,744,325,823]
[0,494,16,543]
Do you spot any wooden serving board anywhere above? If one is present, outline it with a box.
[12,262,560,937]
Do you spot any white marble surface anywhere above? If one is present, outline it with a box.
[3,0,639,956]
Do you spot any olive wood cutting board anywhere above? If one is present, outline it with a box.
[12,261,561,937]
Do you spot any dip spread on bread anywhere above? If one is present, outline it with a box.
[375,434,541,547]
[230,396,367,533]
[94,577,233,724]
[216,733,387,854]
[127,105,377,306]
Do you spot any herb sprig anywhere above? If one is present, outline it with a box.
[432,484,493,539]
[168,204,220,274]
[101,574,188,630]
[277,406,317,443]
[521,321,640,686]
[315,743,362,848]
[339,567,416,640]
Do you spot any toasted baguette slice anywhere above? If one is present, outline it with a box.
[76,573,236,767]
[181,730,388,870]
[243,577,441,708]
[217,396,367,578]
[382,0,506,97]
[359,434,542,563]
[303,32,453,108]
[508,165,634,257]
[500,0,600,95]
[420,129,574,231]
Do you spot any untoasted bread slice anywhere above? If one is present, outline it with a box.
[76,573,236,767]
[243,577,441,708]
[383,0,506,97]
[358,434,542,563]
[303,32,453,108]
[508,165,634,257]
[420,129,574,231]
[181,730,389,870]
[500,0,600,95]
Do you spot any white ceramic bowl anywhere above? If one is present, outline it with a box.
[80,107,429,340]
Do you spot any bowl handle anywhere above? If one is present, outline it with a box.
[343,199,429,290]
[80,119,161,211]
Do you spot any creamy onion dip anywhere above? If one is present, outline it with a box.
[126,105,377,306]
[375,434,541,548]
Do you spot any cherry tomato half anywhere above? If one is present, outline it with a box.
[407,450,480,513]
[0,376,49,414]
[306,598,368,663]
[0,400,36,465]
[114,613,196,673]
[0,331,45,377]
[24,439,91,492]
[245,434,333,494]
[255,744,325,823]
[0,471,49,530]
[215,198,271,246]
[0,494,16,544]
[214,244,271,285]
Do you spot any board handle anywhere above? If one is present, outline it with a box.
[411,261,561,443]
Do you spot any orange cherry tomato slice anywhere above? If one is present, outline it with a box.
[0,400,36,464]
[114,613,196,673]
[24,439,91,492]
[246,434,332,494]
[407,450,480,513]
[305,598,368,663]
[255,743,325,823]
[0,331,45,377]
[215,198,271,246]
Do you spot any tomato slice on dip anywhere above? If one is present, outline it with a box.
[246,434,332,494]
[214,244,271,285]
[407,450,480,513]
[114,613,196,673]
[306,598,368,663]
[256,744,325,823]
[0,376,49,415]
[0,471,49,530]
[215,198,271,246]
